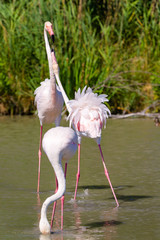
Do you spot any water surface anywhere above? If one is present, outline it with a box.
[0,116,159,240]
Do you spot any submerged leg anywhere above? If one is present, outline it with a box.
[98,144,119,207]
[37,125,43,193]
[74,144,81,200]
[61,162,68,230]
[51,177,58,228]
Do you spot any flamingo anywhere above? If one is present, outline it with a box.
[46,22,119,207]
[39,126,78,234]
[67,87,119,207]
[34,22,64,193]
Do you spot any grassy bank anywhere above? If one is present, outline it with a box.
[0,0,160,115]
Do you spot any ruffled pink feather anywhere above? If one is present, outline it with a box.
[67,86,111,138]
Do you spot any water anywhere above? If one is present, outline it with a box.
[0,116,160,240]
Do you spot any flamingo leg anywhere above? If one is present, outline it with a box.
[51,177,58,228]
[61,162,68,230]
[98,144,119,207]
[37,125,43,193]
[74,144,81,200]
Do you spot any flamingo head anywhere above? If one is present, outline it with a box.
[39,216,51,234]
[44,21,54,43]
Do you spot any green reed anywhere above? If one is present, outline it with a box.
[0,0,160,115]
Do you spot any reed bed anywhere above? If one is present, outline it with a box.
[0,0,160,115]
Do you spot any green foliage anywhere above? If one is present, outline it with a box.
[0,0,160,115]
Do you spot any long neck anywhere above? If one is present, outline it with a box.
[55,72,72,113]
[40,157,66,221]
[44,28,56,85]
[51,53,71,113]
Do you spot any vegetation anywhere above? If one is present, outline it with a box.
[0,0,160,115]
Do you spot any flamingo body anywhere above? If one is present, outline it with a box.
[39,127,78,234]
[43,127,78,161]
[68,86,111,140]
[34,79,63,125]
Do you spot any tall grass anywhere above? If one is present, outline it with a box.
[0,0,160,115]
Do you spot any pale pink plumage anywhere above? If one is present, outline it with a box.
[34,79,63,125]
[67,87,120,207]
[68,86,111,139]
[39,127,78,234]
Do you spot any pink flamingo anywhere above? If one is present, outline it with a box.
[34,22,64,193]
[39,126,78,234]
[67,87,119,207]
[46,22,119,207]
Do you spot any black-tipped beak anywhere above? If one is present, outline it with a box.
[51,34,55,43]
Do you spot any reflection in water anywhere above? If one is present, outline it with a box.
[39,234,52,240]
[37,193,41,207]
[71,201,120,240]
[102,207,120,240]
[37,193,41,223]
[37,195,120,240]
[39,232,64,240]
[73,202,82,230]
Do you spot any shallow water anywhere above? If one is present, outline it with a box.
[0,116,160,240]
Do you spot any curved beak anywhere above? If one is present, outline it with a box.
[45,23,55,43]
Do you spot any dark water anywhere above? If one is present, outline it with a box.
[0,116,160,240]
